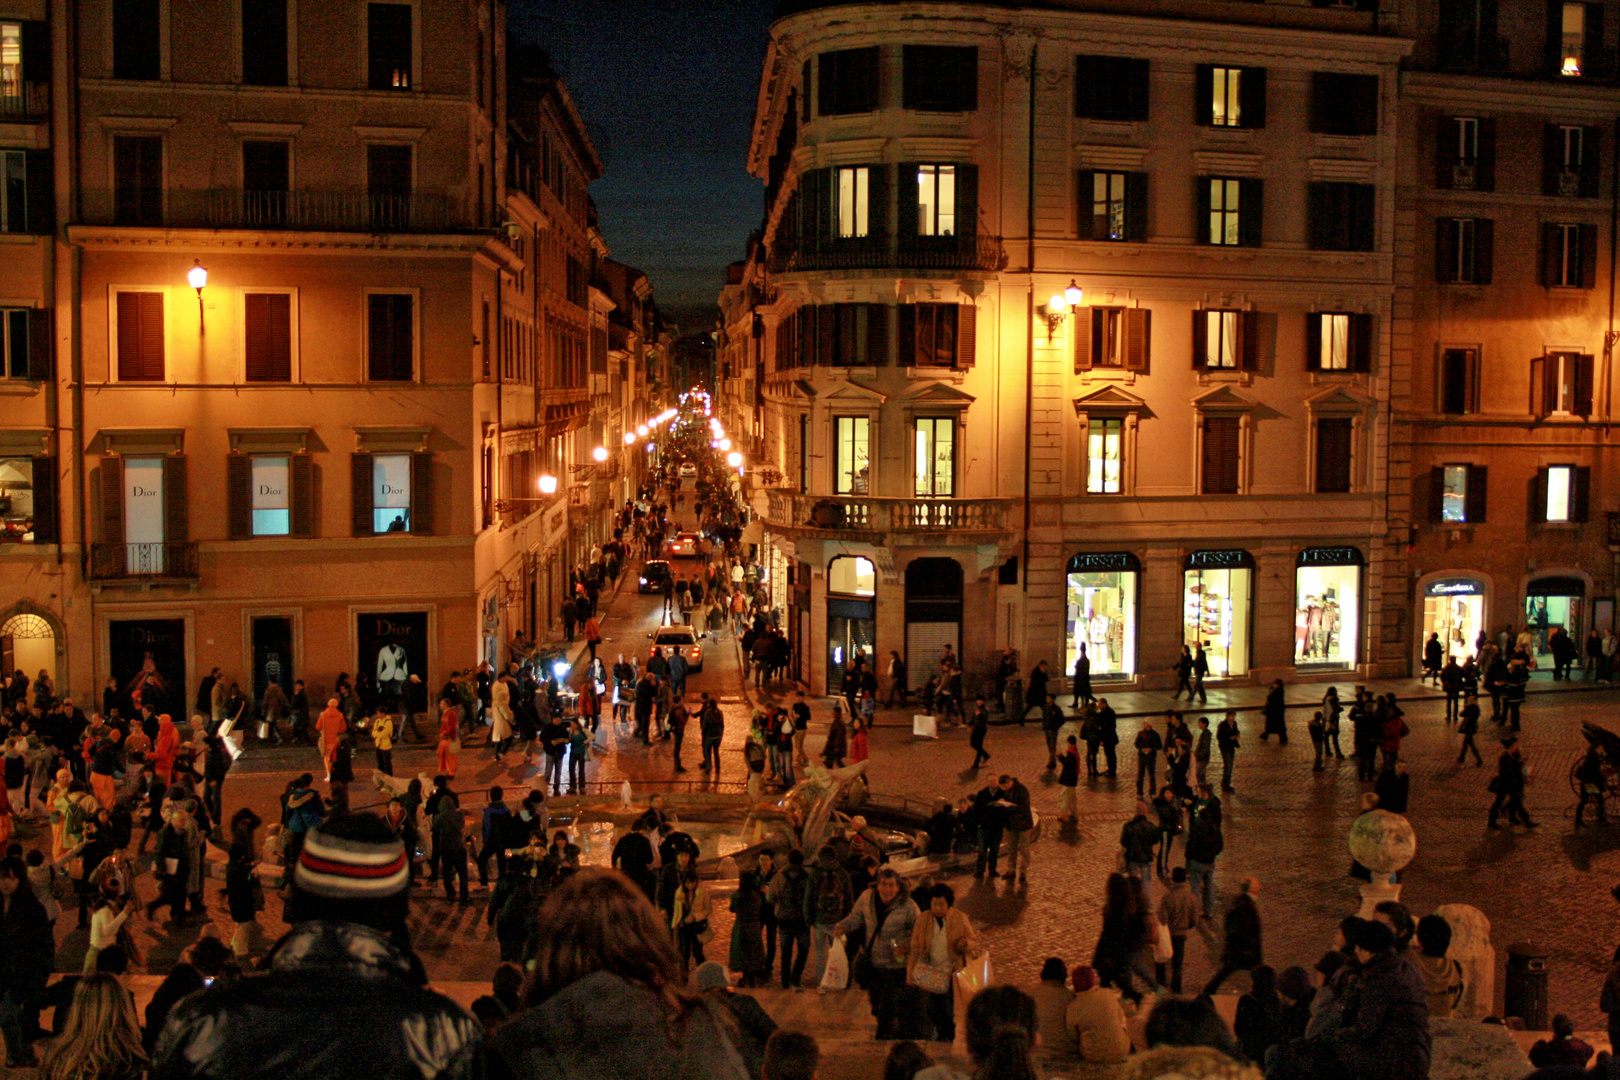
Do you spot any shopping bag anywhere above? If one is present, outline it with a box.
[820,935,850,991]
[913,715,938,739]
[1153,921,1174,963]
[953,951,992,1056]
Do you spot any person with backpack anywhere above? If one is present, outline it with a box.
[805,846,853,985]
[768,848,811,989]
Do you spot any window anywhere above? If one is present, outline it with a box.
[1314,418,1354,493]
[1307,313,1373,373]
[367,3,412,90]
[830,303,888,366]
[1074,55,1149,122]
[1200,177,1261,246]
[367,143,412,227]
[1436,218,1494,284]
[916,165,956,236]
[798,413,810,493]
[1197,65,1265,129]
[914,418,954,497]
[1439,347,1480,414]
[241,0,287,86]
[1542,223,1597,288]
[242,140,289,224]
[1308,183,1375,251]
[112,135,163,226]
[1,150,23,233]
[1544,124,1600,197]
[0,23,18,103]
[1078,171,1147,241]
[0,455,54,542]
[244,293,292,381]
[1201,415,1241,494]
[833,416,870,494]
[1193,310,1257,372]
[1546,464,1574,521]
[1440,0,1502,70]
[1534,350,1594,415]
[1087,417,1122,494]
[249,456,290,535]
[1553,2,1601,76]
[1440,464,1471,522]
[115,291,164,381]
[836,166,869,239]
[1536,464,1589,522]
[1075,307,1151,371]
[2,307,30,378]
[112,0,161,80]
[1309,73,1379,136]
[817,47,879,116]
[367,293,414,381]
[900,303,976,368]
[371,454,413,532]
[902,46,976,112]
[1438,116,1495,191]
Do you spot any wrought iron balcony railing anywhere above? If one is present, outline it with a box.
[763,490,1008,534]
[767,233,1008,275]
[89,189,470,233]
[89,542,200,581]
[0,83,49,120]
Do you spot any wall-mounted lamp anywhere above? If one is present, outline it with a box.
[718,438,732,452]
[1041,280,1083,340]
[187,259,208,331]
[537,474,558,495]
[592,446,608,463]
[726,451,743,468]
[623,432,636,445]
[636,424,649,437]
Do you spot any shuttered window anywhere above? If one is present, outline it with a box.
[1078,171,1148,242]
[1309,73,1379,135]
[115,291,164,381]
[244,293,292,381]
[1201,416,1241,495]
[898,304,975,368]
[1436,116,1496,191]
[367,3,412,90]
[1440,348,1481,415]
[1075,307,1150,371]
[112,136,163,226]
[1196,65,1266,129]
[1541,223,1598,288]
[1305,313,1374,373]
[1308,183,1376,251]
[1075,55,1149,121]
[112,0,161,80]
[1436,218,1494,284]
[241,0,288,86]
[1543,123,1602,197]
[902,46,977,112]
[817,48,879,116]
[1314,418,1354,493]
[367,293,414,381]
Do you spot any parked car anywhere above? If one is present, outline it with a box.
[649,623,704,671]
[638,560,673,594]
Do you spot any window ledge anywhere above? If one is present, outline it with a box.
[1200,128,1254,144]
[1197,371,1254,387]
[1079,368,1137,384]
[0,380,44,394]
[1545,285,1595,294]
[903,366,967,382]
[0,233,44,245]
[1309,371,1365,386]
[1537,521,1582,530]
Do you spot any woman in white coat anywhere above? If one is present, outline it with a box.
[490,674,514,759]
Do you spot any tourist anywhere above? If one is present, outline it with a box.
[693,962,778,1076]
[219,808,262,961]
[1326,918,1431,1080]
[1155,866,1199,993]
[1412,915,1462,1018]
[1308,712,1328,771]
[1040,694,1065,771]
[488,870,747,1076]
[1092,872,1157,1005]
[431,797,470,903]
[1135,719,1162,798]
[476,787,512,888]
[1456,694,1483,767]
[1120,800,1158,896]
[791,691,812,766]
[968,699,990,769]
[1530,1013,1595,1069]
[907,883,978,1042]
[1029,957,1074,1055]
[1073,645,1094,707]
[1171,646,1194,701]
[1065,964,1130,1064]
[700,695,725,775]
[1276,965,1315,1043]
[1131,996,1252,1078]
[1203,876,1263,995]
[768,848,811,989]
[669,864,714,978]
[1152,785,1182,875]
[761,1030,819,1080]
[822,707,848,770]
[834,866,919,1039]
[1260,679,1287,744]
[469,963,524,1030]
[728,867,771,987]
[994,773,1034,885]
[1216,711,1240,792]
[371,707,395,776]
[1487,736,1535,829]
[1183,784,1224,919]
[1234,963,1284,1065]
[914,985,1040,1080]
[35,973,147,1080]
[849,715,868,765]
[1056,735,1080,822]
[435,697,460,778]
[152,814,482,1080]
[883,1041,934,1080]
[315,698,346,782]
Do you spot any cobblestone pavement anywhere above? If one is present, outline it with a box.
[19,557,1620,1038]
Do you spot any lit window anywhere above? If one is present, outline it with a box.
[1088,417,1122,494]
[1211,67,1242,126]
[828,555,875,596]
[1318,314,1350,371]
[837,166,869,239]
[1206,311,1240,369]
[0,23,18,102]
[251,455,290,536]
[1562,2,1586,75]
[372,453,412,533]
[914,418,954,497]
[917,165,957,236]
[1546,464,1573,521]
[1093,172,1126,241]
[1441,464,1469,523]
[834,416,870,495]
[1208,179,1240,246]
[1559,125,1585,170]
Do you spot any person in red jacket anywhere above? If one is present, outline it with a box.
[436,698,460,777]
[151,714,180,786]
[316,699,347,782]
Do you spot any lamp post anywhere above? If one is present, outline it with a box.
[187,260,208,332]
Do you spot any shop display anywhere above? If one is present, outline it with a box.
[1065,567,1136,677]
[1421,578,1486,664]
[1182,565,1252,678]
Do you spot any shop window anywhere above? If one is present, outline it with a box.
[1425,577,1486,665]
[1074,55,1149,122]
[1433,463,1487,523]
[1078,171,1147,241]
[836,166,869,238]
[1295,548,1362,668]
[1067,552,1139,678]
[0,455,56,543]
[1183,551,1253,678]
[828,555,875,596]
[913,417,954,498]
[1541,223,1597,288]
[902,45,977,112]
[1543,124,1600,197]
[1437,218,1494,284]
[1087,417,1122,494]
[833,416,870,495]
[817,47,879,116]
[1525,579,1585,665]
[371,454,412,533]
[1314,418,1354,493]
[250,455,290,535]
[1439,348,1480,414]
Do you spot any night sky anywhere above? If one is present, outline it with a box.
[515,0,773,327]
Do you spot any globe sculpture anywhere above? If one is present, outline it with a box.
[1347,808,1416,916]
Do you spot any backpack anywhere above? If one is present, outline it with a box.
[810,865,852,924]
[773,866,809,923]
[64,794,92,839]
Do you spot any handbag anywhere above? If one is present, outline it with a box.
[913,960,953,995]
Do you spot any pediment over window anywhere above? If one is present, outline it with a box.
[1073,385,1146,413]
[1303,385,1373,413]
[1191,385,1258,411]
[903,381,976,406]
[820,380,887,404]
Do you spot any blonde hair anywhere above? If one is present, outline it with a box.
[37,973,149,1080]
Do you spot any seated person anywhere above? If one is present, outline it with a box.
[1528,1014,1594,1070]
[1065,964,1130,1064]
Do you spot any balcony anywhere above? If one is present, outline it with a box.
[763,490,1009,540]
[0,84,49,121]
[767,233,1008,276]
[89,542,200,583]
[89,189,470,233]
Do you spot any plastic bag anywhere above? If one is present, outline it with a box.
[820,936,850,991]
[953,951,992,1056]
[1153,921,1174,963]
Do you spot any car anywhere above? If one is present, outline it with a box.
[638,560,673,594]
[678,463,698,479]
[666,531,700,558]
[649,623,704,671]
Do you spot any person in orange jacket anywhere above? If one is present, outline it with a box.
[316,698,347,782]
[151,714,180,786]
[436,698,460,777]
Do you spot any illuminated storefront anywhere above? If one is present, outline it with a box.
[1294,546,1362,670]
[826,555,875,692]
[1183,550,1253,678]
[1065,552,1139,679]
[1525,575,1585,666]
[1421,576,1486,664]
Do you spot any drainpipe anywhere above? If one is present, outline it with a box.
[1021,39,1037,598]
[1605,113,1618,424]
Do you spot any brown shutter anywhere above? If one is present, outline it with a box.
[27,307,52,382]
[1305,313,1322,372]
[1477,118,1497,191]
[1191,310,1208,369]
[1076,170,1095,239]
[956,303,976,367]
[897,305,916,369]
[226,454,251,539]
[1201,416,1240,495]
[162,455,188,542]
[289,452,314,537]
[1123,307,1149,371]
[1315,418,1353,493]
[1574,465,1592,522]
[1541,223,1563,286]
[865,303,889,365]
[1124,172,1148,241]
[1239,310,1260,371]
[1427,466,1447,523]
[245,293,292,381]
[1576,353,1597,415]
[1475,219,1494,284]
[351,453,374,536]
[1238,179,1263,246]
[24,149,53,234]
[1465,465,1488,523]
[1239,67,1266,128]
[1531,468,1548,524]
[1543,124,1563,196]
[139,292,164,380]
[1578,223,1599,288]
[29,455,57,544]
[815,306,835,367]
[100,456,124,544]
[1434,114,1456,189]
[1074,308,1094,372]
[1195,176,1212,243]
[410,451,433,535]
[1194,65,1214,125]
[1350,314,1374,373]
[1581,125,1602,197]
[116,293,141,380]
[1435,218,1458,283]
[1543,355,1561,416]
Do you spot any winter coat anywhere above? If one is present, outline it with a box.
[1120,815,1160,865]
[1262,686,1287,736]
[834,885,919,970]
[1067,986,1132,1064]
[1330,952,1432,1080]
[906,906,978,982]
[152,921,483,1080]
[1220,894,1262,968]
[1183,798,1224,863]
[225,838,258,922]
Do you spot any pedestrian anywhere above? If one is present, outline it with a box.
[906,883,978,1043]
[1095,698,1119,778]
[1382,696,1408,770]
[821,706,848,769]
[833,867,919,1039]
[1234,964,1284,1066]
[371,708,394,777]
[435,697,460,778]
[223,806,263,960]
[1091,872,1157,1005]
[1503,657,1529,730]
[1422,632,1443,683]
[1260,679,1287,744]
[700,695,725,775]
[1155,867,1199,994]
[805,846,853,985]
[884,651,908,709]
[316,697,346,782]
[1040,695,1065,771]
[768,848,811,989]
[1601,944,1620,1059]
[1216,711,1239,792]
[1322,686,1344,758]
[1455,694,1483,766]
[1072,645,1094,707]
[1202,876,1263,995]
[994,773,1034,884]
[1192,716,1211,786]
[1023,661,1049,725]
[1352,691,1381,782]
[1183,784,1223,919]
[1135,719,1163,798]
[1308,712,1328,772]
[1191,643,1210,703]
[791,691,811,767]
[849,717,868,765]
[968,699,990,769]
[1120,800,1158,896]
[566,719,589,794]
[1057,736,1080,823]
[729,868,771,988]
[1487,736,1535,829]
[1171,646,1193,700]
[1151,785,1181,875]
[1440,657,1464,722]
[583,613,601,664]
[489,675,513,759]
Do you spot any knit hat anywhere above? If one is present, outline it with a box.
[1071,964,1097,992]
[295,822,409,899]
[693,961,732,991]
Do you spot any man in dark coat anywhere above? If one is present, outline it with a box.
[1203,875,1262,994]
[1329,918,1431,1080]
[1095,698,1119,777]
[1023,661,1049,724]
[1260,680,1288,744]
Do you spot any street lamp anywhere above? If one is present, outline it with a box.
[623,432,636,445]
[719,438,732,452]
[537,474,558,495]
[636,425,648,437]
[187,260,208,331]
[1064,279,1083,308]
[727,451,743,468]
[592,446,608,463]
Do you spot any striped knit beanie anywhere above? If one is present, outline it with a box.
[295,823,409,899]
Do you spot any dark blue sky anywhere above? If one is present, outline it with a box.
[518,1,773,324]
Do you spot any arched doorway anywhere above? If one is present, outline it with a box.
[826,555,876,693]
[0,611,57,690]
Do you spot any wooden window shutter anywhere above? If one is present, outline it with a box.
[162,454,188,542]
[1308,73,1333,133]
[1531,468,1548,524]
[1543,125,1563,195]
[866,164,888,240]
[1350,314,1374,373]
[1477,118,1497,191]
[815,306,836,366]
[1434,114,1457,188]
[1238,310,1260,371]
[1435,218,1458,282]
[1581,126,1603,197]
[1191,310,1208,369]
[410,451,433,535]
[1578,223,1599,287]
[956,303,976,367]
[1305,313,1322,372]
[802,59,812,120]
[865,304,889,365]
[1531,356,1548,415]
[1315,418,1354,493]
[1574,465,1593,521]
[1074,309,1094,372]
[1540,224,1562,286]
[100,456,124,544]
[1195,176,1212,243]
[30,455,57,544]
[1428,466,1447,523]
[954,164,979,248]
[20,20,48,84]
[289,452,314,537]
[226,454,251,539]
[1124,172,1148,241]
[1576,353,1596,415]
[1465,465,1488,523]
[1475,219,1494,284]
[351,453,374,536]
[27,307,52,382]
[116,292,157,381]
[1123,307,1150,371]
[1587,4,1609,78]
[1125,58,1150,121]
[897,162,920,241]
[1074,56,1094,117]
[136,292,164,379]
[1194,64,1214,125]
[24,150,52,235]
[1076,170,1095,239]
[897,305,916,368]
[1239,67,1266,128]
[245,293,291,381]
[1201,416,1240,495]
[1238,179,1264,247]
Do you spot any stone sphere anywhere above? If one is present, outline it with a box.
[1348,809,1416,874]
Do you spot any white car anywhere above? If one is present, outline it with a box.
[666,532,700,558]
[650,624,704,671]
[678,463,698,479]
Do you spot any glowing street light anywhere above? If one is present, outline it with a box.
[623,432,636,445]
[719,438,732,452]
[537,474,558,495]
[592,446,608,463]
[637,425,648,437]
[726,451,743,468]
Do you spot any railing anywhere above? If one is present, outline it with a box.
[89,189,469,232]
[89,541,200,581]
[763,490,1008,534]
[0,83,49,120]
[767,233,1009,275]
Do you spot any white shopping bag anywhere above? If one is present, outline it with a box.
[820,936,850,991]
[912,715,938,739]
